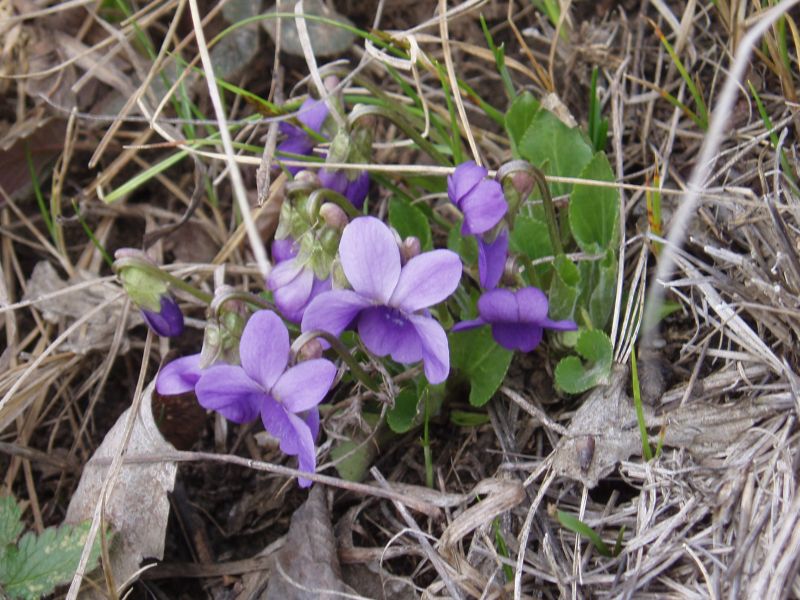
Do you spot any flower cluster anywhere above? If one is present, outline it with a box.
[448,161,577,350]
[144,133,578,488]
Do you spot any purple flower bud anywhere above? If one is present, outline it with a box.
[140,294,184,338]
[319,168,370,209]
[447,161,508,236]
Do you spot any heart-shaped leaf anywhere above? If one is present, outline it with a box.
[450,327,513,407]
[555,329,614,394]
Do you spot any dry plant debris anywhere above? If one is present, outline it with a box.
[1,0,800,598]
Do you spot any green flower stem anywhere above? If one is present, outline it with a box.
[531,167,564,256]
[292,330,381,393]
[347,103,450,166]
[210,290,274,315]
[306,188,361,220]
[113,257,213,305]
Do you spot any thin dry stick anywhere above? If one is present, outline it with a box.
[438,0,481,165]
[65,330,154,600]
[293,1,346,129]
[514,470,555,600]
[186,0,271,279]
[642,0,800,346]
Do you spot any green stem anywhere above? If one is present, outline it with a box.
[291,330,381,392]
[113,257,213,304]
[530,167,564,256]
[306,188,361,220]
[348,104,451,166]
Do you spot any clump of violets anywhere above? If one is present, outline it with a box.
[453,287,577,352]
[196,310,336,486]
[302,216,462,384]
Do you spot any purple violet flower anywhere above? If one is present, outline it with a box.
[278,98,329,175]
[196,310,336,486]
[301,216,462,384]
[477,229,509,290]
[318,168,370,209]
[453,287,577,352]
[268,239,332,323]
[447,161,508,235]
[156,353,203,395]
[141,294,184,338]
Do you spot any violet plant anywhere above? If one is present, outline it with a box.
[111,46,622,486]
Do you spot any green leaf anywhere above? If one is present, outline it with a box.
[510,214,554,283]
[557,510,612,557]
[588,249,617,331]
[447,223,478,265]
[450,327,513,407]
[389,197,433,250]
[518,109,593,197]
[0,521,102,600]
[449,410,490,427]
[330,440,376,483]
[548,254,580,322]
[0,496,23,550]
[510,214,553,260]
[568,152,619,253]
[554,329,613,394]
[504,91,540,158]
[387,388,421,433]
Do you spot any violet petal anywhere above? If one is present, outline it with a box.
[389,249,462,313]
[459,180,508,235]
[540,317,579,331]
[408,314,450,384]
[301,289,371,338]
[477,288,519,323]
[261,397,317,486]
[447,161,486,207]
[450,317,486,333]
[492,322,543,352]
[304,408,320,440]
[344,171,370,210]
[515,286,550,324]
[273,358,337,412]
[156,353,202,396]
[357,306,422,363]
[339,216,401,302]
[296,98,329,133]
[239,310,289,390]
[271,238,298,263]
[477,229,508,290]
[196,365,263,423]
[272,263,314,319]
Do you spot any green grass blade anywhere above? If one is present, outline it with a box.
[631,347,654,461]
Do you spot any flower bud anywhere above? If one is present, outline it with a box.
[114,248,184,337]
[319,202,348,231]
[140,294,184,337]
[298,338,324,361]
[400,236,421,264]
